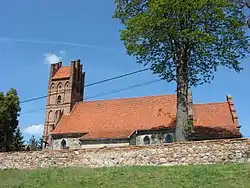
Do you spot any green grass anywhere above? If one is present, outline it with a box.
[0,163,250,188]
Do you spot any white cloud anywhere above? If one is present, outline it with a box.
[59,50,66,57]
[44,53,61,64]
[24,124,43,135]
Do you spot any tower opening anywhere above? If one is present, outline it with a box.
[57,95,62,104]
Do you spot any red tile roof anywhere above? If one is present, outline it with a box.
[52,66,71,79]
[52,94,241,139]
[193,102,241,138]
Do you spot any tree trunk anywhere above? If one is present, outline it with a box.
[175,47,188,142]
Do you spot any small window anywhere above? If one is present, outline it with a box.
[57,82,63,90]
[55,110,61,123]
[65,82,70,89]
[57,95,62,104]
[143,136,150,145]
[50,83,55,90]
[165,134,173,143]
[61,139,66,149]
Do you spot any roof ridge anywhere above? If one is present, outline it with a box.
[194,101,227,105]
[82,93,176,103]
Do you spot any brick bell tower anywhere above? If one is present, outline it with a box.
[43,59,85,148]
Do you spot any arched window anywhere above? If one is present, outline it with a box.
[57,82,63,91]
[55,110,61,124]
[50,83,55,91]
[61,139,66,149]
[165,134,173,143]
[48,110,53,122]
[57,95,62,104]
[65,82,70,89]
[143,136,150,145]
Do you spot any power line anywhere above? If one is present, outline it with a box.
[20,78,162,115]
[20,67,151,104]
[20,108,44,115]
[85,79,161,100]
[85,68,150,87]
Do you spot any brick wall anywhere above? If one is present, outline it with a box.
[0,139,249,169]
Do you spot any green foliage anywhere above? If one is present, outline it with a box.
[114,0,249,86]
[28,135,39,151]
[113,0,249,141]
[12,127,24,151]
[231,0,250,27]
[0,88,21,152]
[37,137,43,150]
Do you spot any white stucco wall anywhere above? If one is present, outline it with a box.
[52,137,130,150]
[52,132,175,150]
[52,138,81,150]
[136,133,175,146]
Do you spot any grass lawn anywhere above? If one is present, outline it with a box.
[0,163,250,188]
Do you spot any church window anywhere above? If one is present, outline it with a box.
[65,82,70,89]
[61,139,67,149]
[57,82,63,91]
[57,95,62,104]
[55,110,61,123]
[48,110,53,122]
[143,136,150,145]
[165,134,173,143]
[50,83,55,91]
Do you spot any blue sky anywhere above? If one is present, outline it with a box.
[0,0,249,142]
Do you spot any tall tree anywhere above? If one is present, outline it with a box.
[28,135,38,151]
[12,127,24,151]
[113,0,249,141]
[0,89,21,151]
[37,137,43,150]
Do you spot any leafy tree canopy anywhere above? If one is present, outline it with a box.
[12,127,24,151]
[114,0,249,86]
[0,88,22,151]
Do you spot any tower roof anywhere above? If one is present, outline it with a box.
[52,66,71,79]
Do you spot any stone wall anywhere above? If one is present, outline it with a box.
[0,139,250,170]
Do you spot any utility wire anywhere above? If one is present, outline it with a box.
[20,67,151,104]
[85,68,150,87]
[20,78,162,115]
[85,79,161,100]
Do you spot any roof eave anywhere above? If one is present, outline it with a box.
[79,136,129,141]
[51,132,87,136]
[51,76,70,80]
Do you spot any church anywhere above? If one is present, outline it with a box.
[43,59,242,150]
